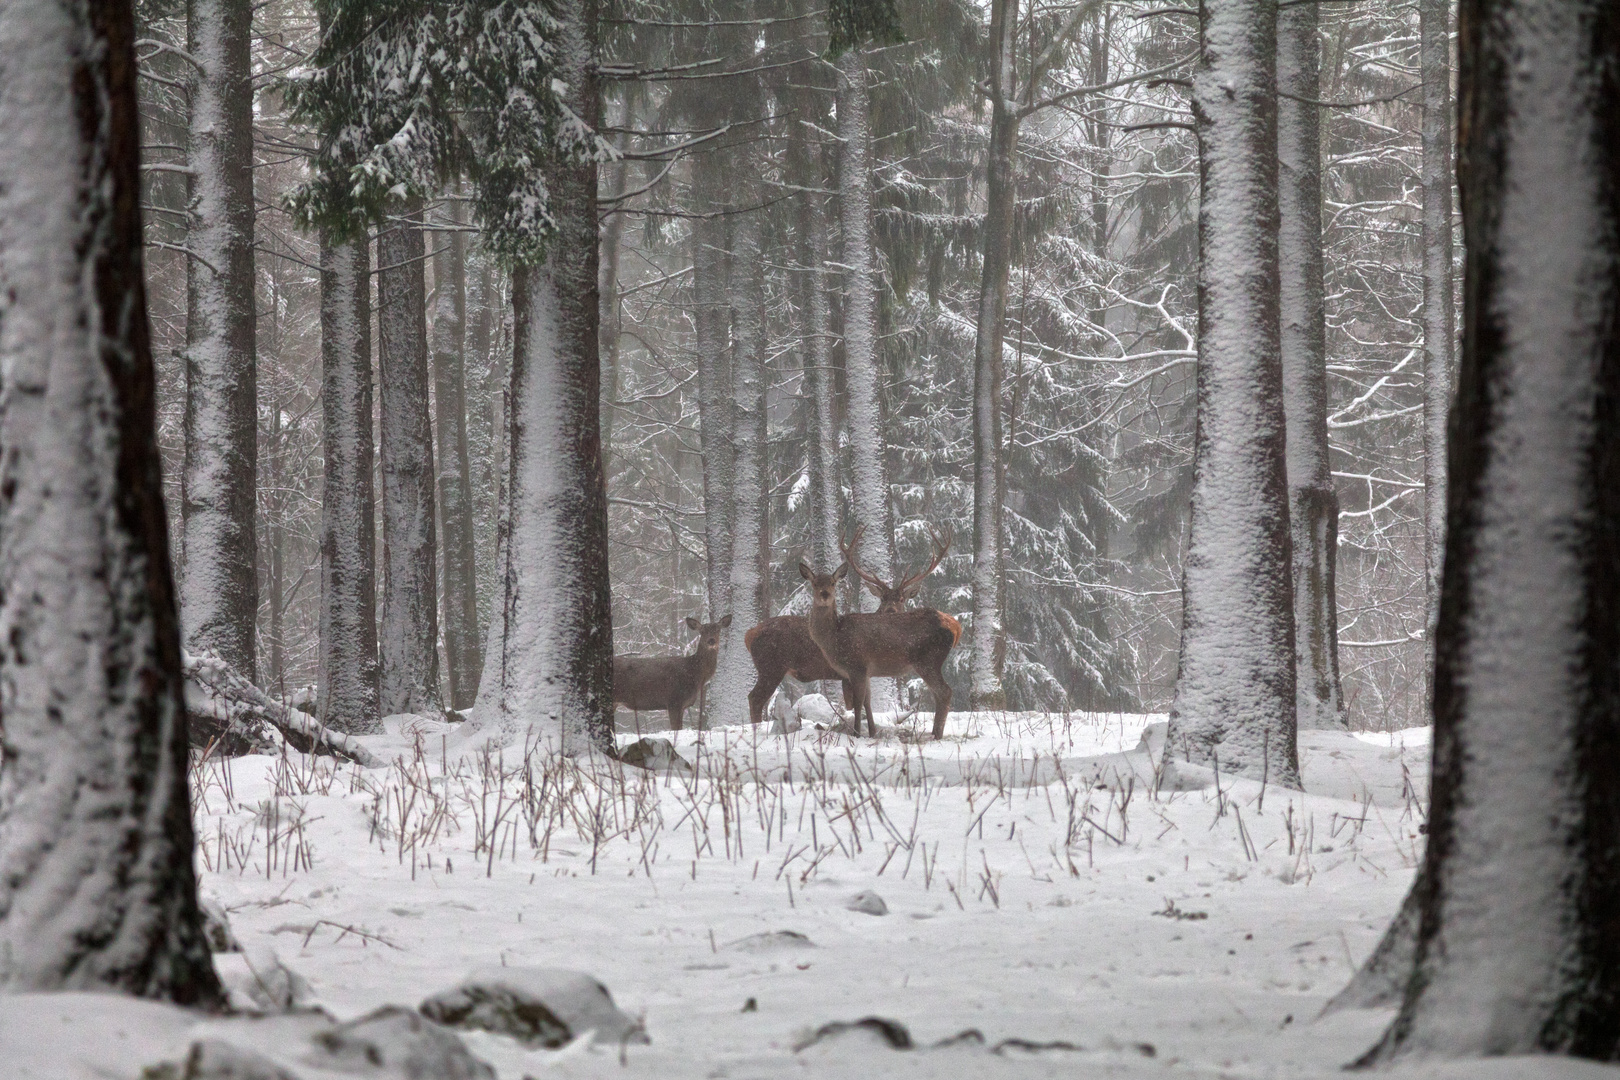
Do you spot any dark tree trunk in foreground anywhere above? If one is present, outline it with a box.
[378,198,441,715]
[317,233,381,734]
[1165,0,1300,787]
[473,0,613,752]
[970,0,1016,710]
[1277,0,1345,730]
[181,0,257,678]
[1359,0,1620,1062]
[0,0,223,1006]
[1421,0,1456,649]
[434,202,482,710]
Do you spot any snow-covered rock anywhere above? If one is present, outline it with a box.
[767,689,797,733]
[199,896,240,953]
[617,736,694,775]
[728,930,815,952]
[846,890,888,916]
[215,947,315,1013]
[793,1016,913,1052]
[419,967,648,1048]
[792,693,838,729]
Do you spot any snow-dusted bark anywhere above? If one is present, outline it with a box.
[1420,0,1455,647]
[377,199,441,715]
[316,233,380,734]
[710,210,767,728]
[693,151,733,625]
[1359,0,1620,1061]
[0,0,222,1005]
[180,0,256,680]
[969,0,1016,710]
[1277,0,1345,731]
[1164,0,1300,787]
[802,194,841,578]
[470,0,612,753]
[837,49,893,597]
[434,203,482,710]
[600,152,628,475]
[469,258,500,641]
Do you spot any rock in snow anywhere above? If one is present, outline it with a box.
[727,930,816,952]
[419,967,648,1048]
[215,947,315,1013]
[793,693,838,728]
[768,689,800,734]
[617,736,694,775]
[794,1016,914,1052]
[845,890,888,916]
[199,896,241,953]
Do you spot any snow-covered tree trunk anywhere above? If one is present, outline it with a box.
[316,233,380,734]
[377,198,441,715]
[969,0,1017,711]
[0,0,223,1005]
[1164,0,1300,787]
[1359,0,1620,1061]
[180,0,257,680]
[693,151,733,625]
[469,258,499,639]
[838,47,898,713]
[470,0,613,753]
[434,201,481,710]
[710,209,767,728]
[1354,2,1620,1062]
[803,194,841,579]
[1277,0,1345,730]
[1420,0,1455,650]
[599,151,628,476]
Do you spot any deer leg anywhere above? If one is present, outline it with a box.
[669,705,683,732]
[923,668,952,740]
[749,668,784,727]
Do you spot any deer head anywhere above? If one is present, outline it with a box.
[684,614,731,659]
[797,558,849,617]
[837,523,952,613]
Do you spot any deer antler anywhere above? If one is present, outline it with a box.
[897,523,952,593]
[837,523,889,591]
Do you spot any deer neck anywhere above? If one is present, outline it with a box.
[807,601,841,661]
[692,646,718,684]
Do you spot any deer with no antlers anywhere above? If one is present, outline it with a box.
[799,527,960,739]
[613,615,731,731]
[743,526,952,728]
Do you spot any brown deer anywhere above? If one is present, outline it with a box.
[613,615,730,731]
[743,525,951,727]
[800,540,960,739]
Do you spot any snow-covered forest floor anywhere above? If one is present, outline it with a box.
[13,711,1609,1078]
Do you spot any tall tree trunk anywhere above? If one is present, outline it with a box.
[1359,0,1620,1060]
[1421,0,1456,652]
[469,257,498,643]
[471,0,612,752]
[0,0,223,1005]
[693,151,734,624]
[711,208,767,728]
[1277,0,1345,730]
[802,194,841,579]
[317,234,381,734]
[267,404,284,685]
[181,0,257,679]
[970,0,1017,711]
[434,201,481,710]
[600,149,628,476]
[1164,0,1300,787]
[838,47,898,714]
[377,198,441,715]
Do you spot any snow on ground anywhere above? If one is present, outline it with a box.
[7,710,1611,1078]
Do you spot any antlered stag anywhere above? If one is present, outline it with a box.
[800,549,960,739]
[613,615,730,731]
[743,526,950,726]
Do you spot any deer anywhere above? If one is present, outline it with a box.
[613,615,730,731]
[799,528,961,739]
[743,525,951,728]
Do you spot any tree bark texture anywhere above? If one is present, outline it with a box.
[1421,0,1456,648]
[710,209,767,728]
[803,193,842,579]
[377,198,441,715]
[693,151,734,625]
[0,0,224,1006]
[1360,0,1620,1061]
[970,0,1016,711]
[472,0,613,753]
[1277,0,1345,730]
[1165,0,1300,787]
[434,202,482,710]
[181,0,257,679]
[317,234,381,734]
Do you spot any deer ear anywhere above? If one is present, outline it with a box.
[903,584,921,600]
[718,614,732,629]
[799,561,813,580]
[865,581,884,599]
[685,616,700,631]
[834,562,850,581]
